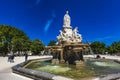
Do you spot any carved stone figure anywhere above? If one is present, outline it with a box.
[57,11,82,44]
[64,11,71,27]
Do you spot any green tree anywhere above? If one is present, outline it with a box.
[111,41,120,54]
[0,24,46,56]
[48,40,56,46]
[0,25,29,55]
[30,39,44,55]
[106,46,113,54]
[90,41,106,54]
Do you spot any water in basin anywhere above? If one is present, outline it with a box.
[25,59,120,79]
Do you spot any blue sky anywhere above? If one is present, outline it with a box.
[0,0,120,45]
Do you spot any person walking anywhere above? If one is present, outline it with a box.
[11,54,14,62]
[8,54,14,63]
[8,54,11,62]
[24,53,28,62]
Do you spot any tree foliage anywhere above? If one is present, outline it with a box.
[106,46,113,54]
[0,25,45,56]
[111,41,120,53]
[90,41,120,55]
[90,41,106,54]
[30,39,44,55]
[0,25,29,55]
[48,40,56,46]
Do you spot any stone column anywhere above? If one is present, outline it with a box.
[60,49,64,63]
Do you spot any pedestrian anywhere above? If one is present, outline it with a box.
[11,54,14,63]
[8,54,11,62]
[25,53,28,61]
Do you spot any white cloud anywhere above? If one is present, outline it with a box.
[44,10,56,33]
[44,19,53,32]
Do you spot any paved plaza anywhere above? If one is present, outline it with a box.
[0,55,120,80]
[0,55,52,80]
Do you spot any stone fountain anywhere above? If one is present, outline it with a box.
[12,11,120,80]
[46,11,90,66]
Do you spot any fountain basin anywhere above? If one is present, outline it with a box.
[12,58,73,80]
[12,57,120,80]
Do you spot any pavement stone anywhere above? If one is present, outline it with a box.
[0,55,51,80]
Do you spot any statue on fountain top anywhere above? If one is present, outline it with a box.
[57,11,82,44]
[63,11,71,28]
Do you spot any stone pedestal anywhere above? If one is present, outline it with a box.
[74,60,84,68]
[60,60,65,64]
[52,59,59,64]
